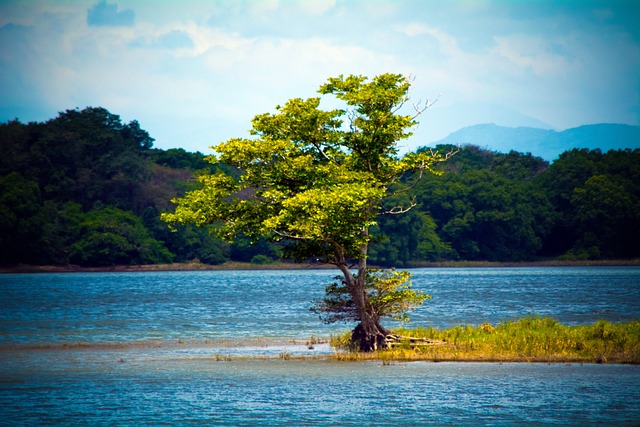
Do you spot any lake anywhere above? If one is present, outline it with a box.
[1,267,639,425]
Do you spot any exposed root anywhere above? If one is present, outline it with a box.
[385,333,446,347]
[352,324,446,352]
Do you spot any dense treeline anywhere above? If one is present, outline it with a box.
[1,107,639,267]
[0,107,274,266]
[370,145,640,265]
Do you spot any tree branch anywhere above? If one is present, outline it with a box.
[272,229,313,241]
[380,201,417,215]
[440,145,460,161]
[310,140,334,163]
[411,94,441,120]
[387,145,459,197]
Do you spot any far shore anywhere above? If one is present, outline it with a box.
[1,259,639,274]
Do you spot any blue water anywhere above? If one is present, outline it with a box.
[1,267,639,425]
[1,267,638,345]
[2,359,638,426]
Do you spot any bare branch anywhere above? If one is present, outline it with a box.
[388,171,423,196]
[391,101,405,115]
[310,140,334,162]
[347,109,358,133]
[380,201,417,215]
[411,94,441,120]
[272,230,312,241]
[431,144,460,162]
[387,145,459,197]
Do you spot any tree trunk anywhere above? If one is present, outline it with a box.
[335,237,392,352]
[351,316,392,352]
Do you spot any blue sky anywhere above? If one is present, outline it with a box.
[1,0,638,154]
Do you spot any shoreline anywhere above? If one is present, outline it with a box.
[3,316,639,365]
[2,339,637,365]
[2,259,639,274]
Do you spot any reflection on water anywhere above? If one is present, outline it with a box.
[1,267,639,425]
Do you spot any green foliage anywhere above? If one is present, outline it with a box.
[250,254,274,265]
[154,222,229,265]
[162,74,446,265]
[366,269,431,322]
[312,269,430,324]
[152,148,210,170]
[0,172,49,264]
[70,206,173,266]
[406,145,639,261]
[230,235,280,263]
[412,146,555,261]
[0,108,234,266]
[536,148,640,259]
[369,194,453,266]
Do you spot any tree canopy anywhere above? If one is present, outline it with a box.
[164,75,448,258]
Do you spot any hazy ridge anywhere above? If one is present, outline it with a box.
[430,123,640,161]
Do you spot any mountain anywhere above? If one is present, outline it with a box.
[428,123,640,161]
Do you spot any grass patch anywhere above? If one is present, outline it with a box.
[331,316,640,364]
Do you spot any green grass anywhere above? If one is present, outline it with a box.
[331,316,640,364]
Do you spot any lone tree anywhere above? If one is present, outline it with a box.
[162,73,452,351]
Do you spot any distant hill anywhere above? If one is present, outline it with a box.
[428,123,640,161]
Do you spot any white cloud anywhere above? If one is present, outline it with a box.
[490,35,571,76]
[399,23,428,37]
[296,0,336,16]
[251,0,279,14]
[399,23,461,56]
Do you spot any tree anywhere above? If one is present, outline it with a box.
[162,73,452,351]
[569,174,640,259]
[413,145,554,261]
[71,206,173,266]
[0,172,47,264]
[369,200,452,266]
[312,269,430,328]
[533,148,640,259]
[0,111,236,267]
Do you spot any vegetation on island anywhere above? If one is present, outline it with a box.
[330,317,640,364]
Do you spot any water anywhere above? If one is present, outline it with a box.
[2,359,638,426]
[1,267,639,425]
[2,267,638,345]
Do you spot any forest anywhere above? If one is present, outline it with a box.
[1,107,639,267]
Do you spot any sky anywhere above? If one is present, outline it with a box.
[1,0,639,154]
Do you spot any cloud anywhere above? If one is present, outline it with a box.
[158,30,193,49]
[87,1,134,27]
[490,35,571,77]
[297,0,336,15]
[131,29,195,50]
[399,23,429,38]
[0,0,638,155]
